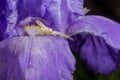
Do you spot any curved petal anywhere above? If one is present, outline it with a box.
[6,0,52,37]
[0,36,75,80]
[67,15,120,50]
[67,0,85,28]
[67,15,120,74]
[46,0,68,33]
[47,0,85,32]
[4,0,18,38]
[67,0,84,16]
[68,33,118,75]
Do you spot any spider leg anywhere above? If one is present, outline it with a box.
[35,20,47,28]
[50,31,73,40]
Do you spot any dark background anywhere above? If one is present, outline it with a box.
[84,0,120,23]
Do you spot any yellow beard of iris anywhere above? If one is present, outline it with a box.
[24,20,73,40]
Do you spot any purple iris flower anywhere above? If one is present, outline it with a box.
[0,0,120,80]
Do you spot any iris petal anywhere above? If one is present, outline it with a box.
[67,15,120,74]
[5,0,85,37]
[17,0,68,33]
[17,0,45,21]
[46,0,68,32]
[67,0,84,16]
[0,36,75,80]
[1,0,18,38]
[69,33,118,75]
[67,15,120,50]
[67,0,84,27]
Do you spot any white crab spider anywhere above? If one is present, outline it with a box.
[24,20,73,40]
